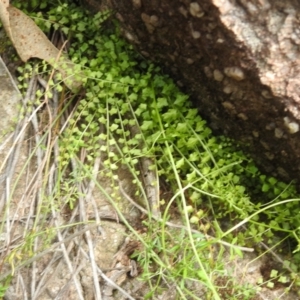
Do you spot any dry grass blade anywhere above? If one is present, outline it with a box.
[0,224,101,281]
[73,156,102,300]
[0,60,89,299]
[129,124,161,218]
[0,75,36,211]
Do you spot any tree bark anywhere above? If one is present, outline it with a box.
[84,0,300,185]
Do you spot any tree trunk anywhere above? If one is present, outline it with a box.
[84,0,300,185]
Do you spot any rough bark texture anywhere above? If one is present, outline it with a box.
[83,0,300,185]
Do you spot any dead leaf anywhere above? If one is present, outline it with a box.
[0,1,11,41]
[0,2,84,91]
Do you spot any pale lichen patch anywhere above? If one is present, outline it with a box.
[224,67,245,81]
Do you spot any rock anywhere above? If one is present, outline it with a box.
[83,0,300,185]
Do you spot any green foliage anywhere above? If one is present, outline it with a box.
[0,277,11,298]
[7,0,300,298]
[55,4,300,295]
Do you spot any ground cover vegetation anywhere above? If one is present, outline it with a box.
[1,0,300,298]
